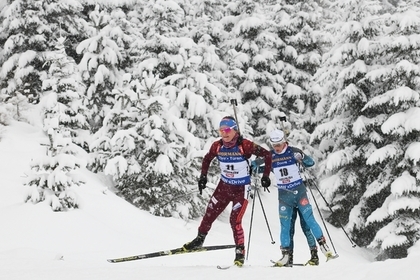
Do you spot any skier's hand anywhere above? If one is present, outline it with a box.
[294,152,303,162]
[261,176,271,192]
[198,174,207,194]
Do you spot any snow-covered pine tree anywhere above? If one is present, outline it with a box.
[42,37,89,149]
[0,0,86,110]
[189,0,227,95]
[106,6,139,71]
[25,120,84,211]
[124,3,147,71]
[310,0,385,237]
[25,37,88,210]
[89,72,142,175]
[187,0,242,185]
[89,1,208,219]
[347,0,420,260]
[190,0,226,25]
[119,72,206,219]
[76,5,124,133]
[269,0,330,152]
[219,0,285,141]
[0,0,45,109]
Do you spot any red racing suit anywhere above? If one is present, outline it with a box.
[198,137,272,246]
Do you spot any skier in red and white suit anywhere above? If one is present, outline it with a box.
[182,116,272,267]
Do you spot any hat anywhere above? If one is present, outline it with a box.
[269,130,285,144]
[219,117,238,130]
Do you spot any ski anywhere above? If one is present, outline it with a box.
[270,260,305,267]
[218,262,306,269]
[216,264,245,269]
[270,253,339,267]
[217,265,232,270]
[107,244,236,263]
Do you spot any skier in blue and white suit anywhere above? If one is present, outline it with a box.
[253,129,334,267]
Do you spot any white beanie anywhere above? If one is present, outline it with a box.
[269,130,285,144]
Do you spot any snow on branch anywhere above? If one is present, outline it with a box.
[284,83,302,98]
[110,129,139,152]
[338,60,367,81]
[366,144,399,165]
[405,142,420,164]
[390,171,418,196]
[382,107,420,135]
[324,146,356,171]
[363,179,390,199]
[104,155,128,179]
[367,196,392,224]
[363,86,419,110]
[154,154,173,175]
[352,115,370,136]
[369,221,408,250]
[176,88,208,118]
[311,118,348,142]
[367,172,419,226]
[234,16,266,35]
[319,173,343,202]
[388,197,420,215]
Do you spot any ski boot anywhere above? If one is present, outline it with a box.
[287,251,294,267]
[234,245,245,267]
[272,249,292,267]
[317,237,334,260]
[306,247,319,266]
[182,232,206,252]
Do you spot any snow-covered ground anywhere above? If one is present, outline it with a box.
[0,120,419,280]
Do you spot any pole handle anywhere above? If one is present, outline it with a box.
[230,97,241,134]
[279,115,287,142]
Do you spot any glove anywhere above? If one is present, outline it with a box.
[294,152,303,162]
[261,176,271,192]
[198,174,207,194]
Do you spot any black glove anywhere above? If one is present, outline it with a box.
[198,174,207,194]
[261,176,271,192]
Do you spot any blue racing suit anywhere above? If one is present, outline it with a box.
[272,146,323,250]
[290,205,317,250]
[252,145,319,250]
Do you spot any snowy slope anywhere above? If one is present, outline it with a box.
[0,121,419,280]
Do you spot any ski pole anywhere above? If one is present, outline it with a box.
[255,187,275,244]
[307,185,338,254]
[305,170,357,248]
[246,186,257,260]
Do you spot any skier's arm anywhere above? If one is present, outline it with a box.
[251,158,266,174]
[302,155,315,168]
[246,141,272,177]
[200,141,218,175]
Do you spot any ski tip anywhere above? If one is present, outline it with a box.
[217,263,245,269]
[326,254,339,262]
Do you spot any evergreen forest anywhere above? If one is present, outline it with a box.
[0,0,419,261]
